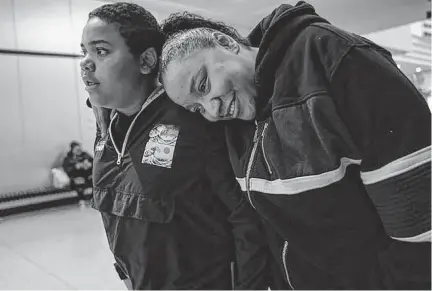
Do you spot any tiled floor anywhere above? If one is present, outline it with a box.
[0,204,126,290]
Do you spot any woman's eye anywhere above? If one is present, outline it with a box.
[199,77,207,93]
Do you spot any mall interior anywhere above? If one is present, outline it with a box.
[0,0,431,289]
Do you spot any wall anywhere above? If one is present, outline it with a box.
[0,0,109,193]
[0,0,250,194]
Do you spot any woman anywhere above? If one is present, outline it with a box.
[160,3,431,289]
[80,2,269,290]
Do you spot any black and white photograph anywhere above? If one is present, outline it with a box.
[0,0,430,290]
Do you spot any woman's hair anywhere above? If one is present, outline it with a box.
[161,12,249,45]
[159,12,250,82]
[89,2,164,75]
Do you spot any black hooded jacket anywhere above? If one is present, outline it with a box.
[226,2,431,289]
[89,87,269,289]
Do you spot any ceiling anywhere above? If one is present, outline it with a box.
[394,29,431,76]
[108,0,431,35]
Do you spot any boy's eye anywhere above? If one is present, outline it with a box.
[96,48,108,56]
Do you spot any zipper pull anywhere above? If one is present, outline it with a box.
[116,154,122,165]
[262,122,269,133]
[261,122,273,175]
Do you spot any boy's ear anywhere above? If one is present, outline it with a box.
[140,47,158,74]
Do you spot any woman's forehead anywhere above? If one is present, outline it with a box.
[163,58,205,105]
[165,50,205,79]
[164,59,195,91]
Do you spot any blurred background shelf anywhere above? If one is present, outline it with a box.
[0,187,92,217]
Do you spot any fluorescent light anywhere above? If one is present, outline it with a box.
[416,67,422,73]
[411,22,423,37]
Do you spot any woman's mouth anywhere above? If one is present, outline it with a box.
[222,92,237,119]
[228,98,235,116]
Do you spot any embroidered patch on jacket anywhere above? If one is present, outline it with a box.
[142,124,179,168]
[95,140,106,152]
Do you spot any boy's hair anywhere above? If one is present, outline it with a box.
[159,12,250,81]
[70,141,80,150]
[89,2,164,74]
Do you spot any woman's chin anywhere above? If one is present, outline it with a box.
[238,107,256,121]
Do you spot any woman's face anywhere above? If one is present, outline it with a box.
[162,37,257,122]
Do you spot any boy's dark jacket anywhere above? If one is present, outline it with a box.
[89,88,269,289]
[226,1,431,289]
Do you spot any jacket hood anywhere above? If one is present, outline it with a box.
[247,1,329,120]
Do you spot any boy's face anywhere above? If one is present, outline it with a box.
[80,17,144,110]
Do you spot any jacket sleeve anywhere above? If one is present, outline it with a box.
[203,122,270,290]
[329,46,431,288]
[330,46,431,244]
[62,155,76,176]
[83,152,93,163]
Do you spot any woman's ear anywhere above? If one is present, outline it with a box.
[212,31,239,54]
[139,47,158,75]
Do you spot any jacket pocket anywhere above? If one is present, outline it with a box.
[92,187,175,223]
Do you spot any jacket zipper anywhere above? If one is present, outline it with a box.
[108,116,122,165]
[245,123,260,209]
[282,241,295,290]
[261,122,273,175]
[108,87,164,165]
